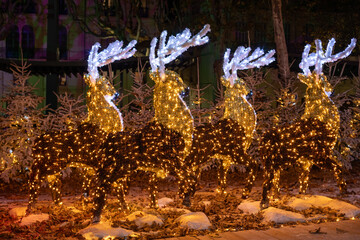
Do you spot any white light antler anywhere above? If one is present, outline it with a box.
[223,46,275,85]
[87,40,137,83]
[299,38,357,76]
[150,24,211,79]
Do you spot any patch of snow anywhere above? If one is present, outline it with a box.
[158,197,174,208]
[237,200,261,215]
[202,201,211,207]
[288,195,332,211]
[262,207,306,224]
[176,212,211,230]
[20,214,49,226]
[287,195,360,218]
[9,207,27,219]
[126,211,163,228]
[78,221,133,240]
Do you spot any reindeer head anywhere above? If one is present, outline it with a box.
[150,70,186,98]
[299,38,356,129]
[222,46,275,96]
[95,76,119,102]
[149,24,210,81]
[298,38,356,94]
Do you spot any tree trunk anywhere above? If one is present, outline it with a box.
[271,0,290,86]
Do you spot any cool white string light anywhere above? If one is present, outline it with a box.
[150,24,211,79]
[88,40,137,83]
[223,46,275,85]
[299,38,356,76]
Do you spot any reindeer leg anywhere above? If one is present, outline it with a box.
[260,169,275,209]
[217,159,230,195]
[330,158,347,195]
[242,158,258,199]
[299,160,312,194]
[27,170,42,213]
[148,172,159,209]
[92,177,111,223]
[271,169,281,200]
[47,173,63,206]
[81,168,93,205]
[114,177,129,212]
[179,167,200,207]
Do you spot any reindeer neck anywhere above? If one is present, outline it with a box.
[150,70,194,156]
[85,76,123,133]
[222,81,256,150]
[300,74,340,133]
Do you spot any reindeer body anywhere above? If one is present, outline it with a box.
[28,123,107,207]
[259,36,357,209]
[91,122,184,222]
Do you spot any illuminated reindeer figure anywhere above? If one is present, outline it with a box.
[179,47,275,205]
[27,40,137,210]
[215,46,275,195]
[80,40,136,202]
[146,24,210,207]
[260,38,357,209]
[82,25,211,220]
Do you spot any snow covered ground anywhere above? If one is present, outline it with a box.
[1,170,360,239]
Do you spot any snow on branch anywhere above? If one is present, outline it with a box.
[150,24,211,79]
[87,40,137,83]
[223,46,275,86]
[299,38,357,76]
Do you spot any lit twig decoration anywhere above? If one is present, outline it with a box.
[260,38,356,209]
[179,47,275,204]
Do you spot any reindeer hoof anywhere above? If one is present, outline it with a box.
[92,215,101,224]
[182,197,191,207]
[340,189,350,196]
[25,206,33,216]
[241,194,249,199]
[260,200,269,210]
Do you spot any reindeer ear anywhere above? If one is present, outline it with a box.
[221,76,231,88]
[149,71,161,84]
[320,75,333,93]
[84,74,92,85]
